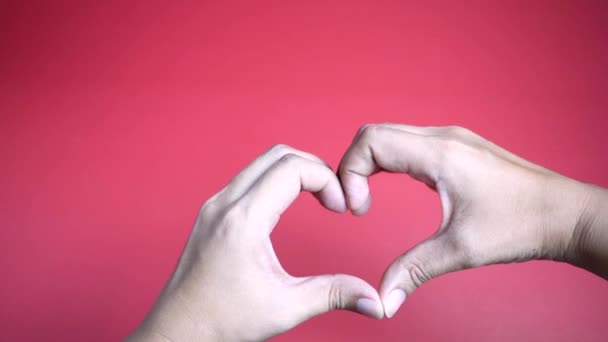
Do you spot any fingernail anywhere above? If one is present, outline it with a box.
[384,289,406,318]
[355,298,381,319]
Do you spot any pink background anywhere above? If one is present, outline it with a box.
[2,1,607,341]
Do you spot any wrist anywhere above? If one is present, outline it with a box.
[538,175,592,263]
[127,286,223,342]
[566,183,608,278]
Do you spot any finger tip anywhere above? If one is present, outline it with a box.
[334,204,348,213]
[341,173,371,212]
[355,298,384,320]
[349,197,371,216]
[327,198,347,213]
[350,208,367,216]
[382,289,407,319]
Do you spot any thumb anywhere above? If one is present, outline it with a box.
[380,233,469,318]
[290,274,384,321]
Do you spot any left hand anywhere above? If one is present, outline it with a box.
[127,145,384,342]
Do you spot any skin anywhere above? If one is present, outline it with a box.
[127,145,384,342]
[337,124,608,317]
[127,124,608,341]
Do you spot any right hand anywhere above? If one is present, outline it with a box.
[128,145,383,342]
[338,123,604,318]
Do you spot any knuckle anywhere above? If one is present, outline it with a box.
[278,152,302,166]
[219,203,248,231]
[443,125,470,138]
[269,143,292,156]
[199,197,220,217]
[357,124,381,142]
[458,126,475,137]
[443,126,484,147]
[327,277,344,310]
[449,125,465,134]
[356,124,374,136]
[405,260,433,289]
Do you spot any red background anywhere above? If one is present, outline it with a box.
[2,1,607,341]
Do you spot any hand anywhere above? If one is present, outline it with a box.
[338,123,605,318]
[127,145,384,342]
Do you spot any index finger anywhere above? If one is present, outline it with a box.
[338,124,441,215]
[239,153,347,236]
